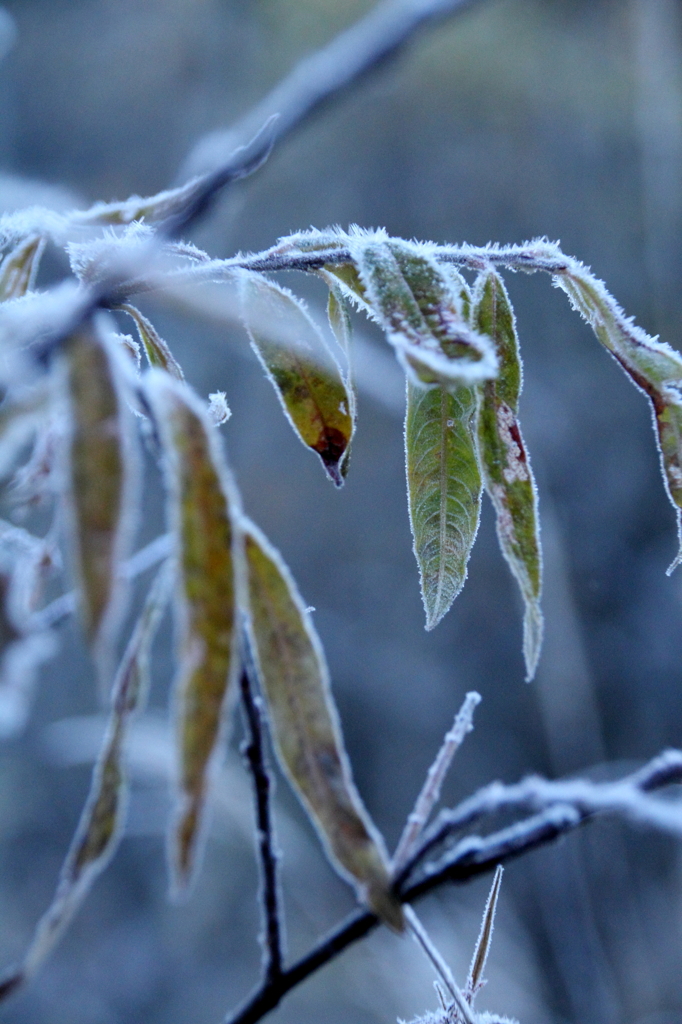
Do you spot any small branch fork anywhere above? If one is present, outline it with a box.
[239,662,284,985]
[223,748,682,1024]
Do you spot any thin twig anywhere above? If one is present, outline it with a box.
[59,0,487,243]
[13,0,489,367]
[404,905,476,1024]
[30,532,173,631]
[222,749,682,1024]
[239,662,284,984]
[167,0,482,234]
[396,747,682,887]
[393,691,481,871]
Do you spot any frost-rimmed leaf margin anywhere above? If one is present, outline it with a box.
[145,369,243,895]
[62,317,141,687]
[473,270,542,680]
[241,516,404,932]
[405,378,482,631]
[552,264,682,573]
[16,560,171,988]
[240,271,355,486]
[346,231,498,387]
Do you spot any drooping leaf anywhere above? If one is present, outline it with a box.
[243,517,403,932]
[347,235,497,386]
[473,271,543,680]
[118,303,185,380]
[147,373,240,892]
[0,235,44,301]
[555,268,682,572]
[19,564,170,985]
[64,322,139,680]
[405,380,482,630]
[241,272,355,486]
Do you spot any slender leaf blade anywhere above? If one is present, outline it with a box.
[406,380,482,630]
[118,303,185,380]
[241,273,354,486]
[243,518,403,931]
[557,269,682,571]
[474,271,543,680]
[148,374,240,892]
[65,322,139,679]
[20,564,170,983]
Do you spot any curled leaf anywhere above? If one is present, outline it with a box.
[118,303,185,380]
[241,272,355,486]
[405,380,482,630]
[64,322,139,679]
[348,235,497,386]
[147,374,240,892]
[20,564,170,984]
[243,518,403,931]
[0,235,44,301]
[555,268,682,572]
[473,271,543,680]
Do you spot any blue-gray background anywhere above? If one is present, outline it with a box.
[1,1,681,1023]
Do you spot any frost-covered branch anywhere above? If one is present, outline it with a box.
[399,748,682,888]
[239,661,284,984]
[222,749,682,1024]
[393,691,481,871]
[82,0,483,237]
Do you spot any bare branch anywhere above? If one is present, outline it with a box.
[47,0,486,242]
[399,747,682,886]
[405,905,476,1024]
[239,659,284,984]
[223,749,682,1024]
[30,533,173,632]
[393,691,481,871]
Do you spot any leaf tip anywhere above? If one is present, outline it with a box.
[666,514,682,575]
[366,879,405,933]
[523,601,544,682]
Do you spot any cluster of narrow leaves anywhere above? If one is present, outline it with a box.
[230,227,682,680]
[263,229,542,678]
[0,228,404,997]
[0,208,680,1000]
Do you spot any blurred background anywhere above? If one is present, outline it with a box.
[0,0,681,1022]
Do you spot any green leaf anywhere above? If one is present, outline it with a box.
[405,380,482,630]
[118,303,185,380]
[241,273,355,486]
[65,323,139,679]
[243,518,403,932]
[556,268,682,572]
[0,235,44,301]
[20,564,170,983]
[473,271,543,680]
[347,235,497,386]
[148,374,241,892]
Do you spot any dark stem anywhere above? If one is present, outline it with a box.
[223,749,682,1024]
[239,665,284,985]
